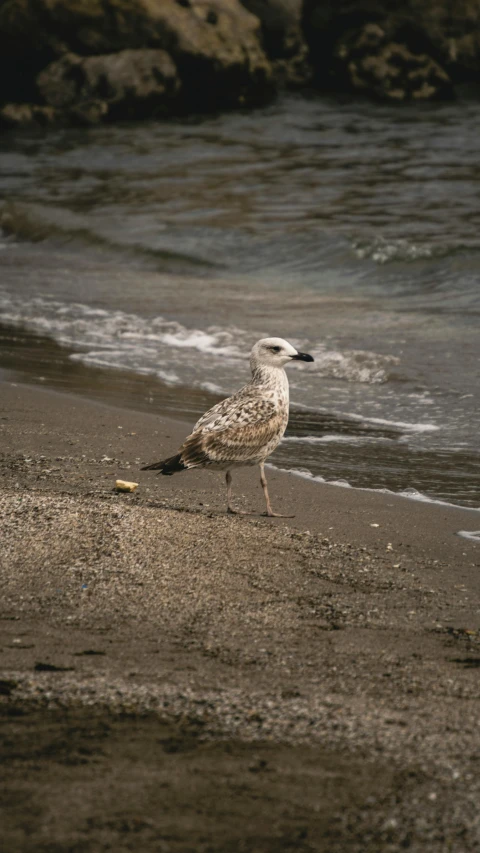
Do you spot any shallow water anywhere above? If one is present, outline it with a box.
[0,93,479,506]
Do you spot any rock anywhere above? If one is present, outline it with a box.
[37,49,181,122]
[272,43,313,87]
[67,99,109,126]
[0,102,57,128]
[335,23,453,101]
[405,0,480,78]
[240,0,303,58]
[0,0,272,112]
[302,0,480,99]
[241,0,312,86]
[164,0,273,107]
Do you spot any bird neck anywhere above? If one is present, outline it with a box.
[250,363,289,392]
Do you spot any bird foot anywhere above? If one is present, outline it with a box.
[227,506,254,516]
[227,506,294,518]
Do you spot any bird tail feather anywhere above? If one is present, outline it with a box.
[141,453,186,476]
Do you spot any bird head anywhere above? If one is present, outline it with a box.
[250,337,314,370]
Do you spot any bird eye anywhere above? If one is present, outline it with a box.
[270,346,281,353]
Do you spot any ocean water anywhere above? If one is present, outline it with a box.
[0,93,479,507]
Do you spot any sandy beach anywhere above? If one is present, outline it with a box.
[1,377,479,852]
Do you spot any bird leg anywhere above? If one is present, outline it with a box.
[260,462,294,518]
[225,470,246,515]
[226,470,256,515]
[226,470,237,514]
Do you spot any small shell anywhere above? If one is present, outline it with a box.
[115,480,139,492]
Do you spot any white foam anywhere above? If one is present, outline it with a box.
[457,530,480,541]
[200,381,225,395]
[155,329,242,359]
[0,292,248,388]
[352,237,437,265]
[308,344,399,384]
[341,412,440,433]
[395,487,455,506]
[282,434,387,445]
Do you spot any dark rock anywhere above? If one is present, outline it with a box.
[68,99,109,126]
[162,0,273,107]
[272,44,313,88]
[37,49,181,122]
[240,0,303,58]
[302,0,480,99]
[336,23,453,101]
[0,102,57,128]
[241,0,312,86]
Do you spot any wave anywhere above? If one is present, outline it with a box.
[291,402,440,435]
[68,351,181,385]
[0,203,220,273]
[0,295,242,355]
[351,236,480,265]
[0,290,399,390]
[308,344,399,384]
[271,466,480,513]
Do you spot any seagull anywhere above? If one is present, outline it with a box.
[142,337,314,517]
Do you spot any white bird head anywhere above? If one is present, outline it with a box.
[250,337,314,370]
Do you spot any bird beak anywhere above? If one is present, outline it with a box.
[291,351,314,362]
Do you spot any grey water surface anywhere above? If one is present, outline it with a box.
[0,93,479,506]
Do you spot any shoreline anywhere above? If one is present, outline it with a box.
[273,463,480,517]
[1,377,480,851]
[1,309,478,510]
[1,375,478,564]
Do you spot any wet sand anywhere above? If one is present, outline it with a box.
[1,378,479,852]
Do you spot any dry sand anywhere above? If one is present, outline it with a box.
[1,379,479,852]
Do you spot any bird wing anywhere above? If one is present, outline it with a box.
[193,386,270,433]
[181,394,283,468]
